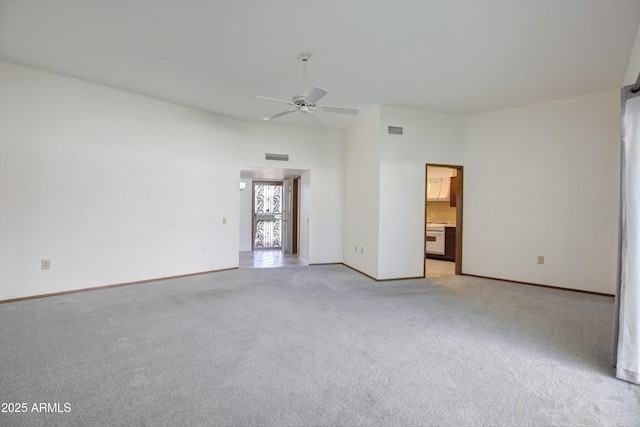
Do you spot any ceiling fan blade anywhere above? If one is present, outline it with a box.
[310,112,326,127]
[263,108,298,121]
[256,96,295,106]
[306,87,328,104]
[318,105,359,115]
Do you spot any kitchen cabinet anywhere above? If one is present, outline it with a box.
[449,176,458,208]
[444,227,456,260]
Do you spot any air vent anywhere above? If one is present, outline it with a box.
[265,153,289,161]
[388,126,403,135]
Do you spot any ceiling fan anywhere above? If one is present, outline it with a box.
[257,53,359,124]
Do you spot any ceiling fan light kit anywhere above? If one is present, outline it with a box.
[257,53,359,123]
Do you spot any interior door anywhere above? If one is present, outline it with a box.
[252,181,283,250]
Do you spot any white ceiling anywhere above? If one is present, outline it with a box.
[1,0,639,130]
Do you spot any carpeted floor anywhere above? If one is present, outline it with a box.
[1,265,638,426]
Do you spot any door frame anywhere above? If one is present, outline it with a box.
[292,177,300,255]
[425,164,464,275]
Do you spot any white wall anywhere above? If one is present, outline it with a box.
[463,90,620,293]
[0,60,343,300]
[377,106,465,279]
[624,23,640,86]
[239,179,253,251]
[343,107,381,277]
[299,171,311,264]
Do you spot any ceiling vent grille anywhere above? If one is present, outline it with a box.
[265,153,289,161]
[388,126,403,135]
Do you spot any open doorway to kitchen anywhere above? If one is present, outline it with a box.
[425,164,463,278]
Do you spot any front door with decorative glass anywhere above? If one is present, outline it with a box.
[252,182,283,249]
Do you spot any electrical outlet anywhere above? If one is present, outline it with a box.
[537,256,544,265]
[361,247,364,255]
[222,217,227,225]
[41,259,50,270]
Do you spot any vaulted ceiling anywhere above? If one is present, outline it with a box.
[1,0,639,129]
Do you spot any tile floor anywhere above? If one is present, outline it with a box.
[240,250,455,279]
[425,258,456,278]
[239,250,304,268]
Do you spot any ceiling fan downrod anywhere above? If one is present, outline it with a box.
[300,53,310,95]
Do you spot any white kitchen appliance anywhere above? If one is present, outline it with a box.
[426,223,446,255]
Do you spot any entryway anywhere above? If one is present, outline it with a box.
[239,250,302,268]
[239,168,309,268]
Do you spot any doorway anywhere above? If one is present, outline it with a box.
[425,164,463,278]
[239,168,309,268]
[252,181,284,250]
